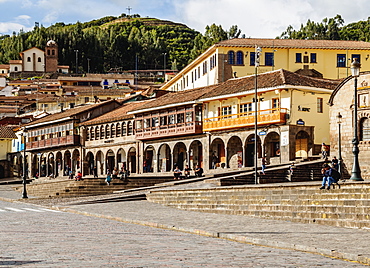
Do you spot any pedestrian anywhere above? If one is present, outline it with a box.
[105,169,112,185]
[331,156,339,170]
[93,166,98,178]
[184,165,191,178]
[112,167,118,180]
[289,162,295,175]
[321,143,329,159]
[173,166,182,180]
[75,170,83,181]
[261,157,266,175]
[320,164,334,190]
[194,165,204,177]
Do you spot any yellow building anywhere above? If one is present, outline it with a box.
[161,38,370,92]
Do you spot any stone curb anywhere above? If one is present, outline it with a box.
[54,206,370,266]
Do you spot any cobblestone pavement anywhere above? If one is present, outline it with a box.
[0,199,366,267]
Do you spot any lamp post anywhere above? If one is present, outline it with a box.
[22,130,28,198]
[337,112,342,175]
[350,59,363,181]
[74,50,79,74]
[254,46,262,184]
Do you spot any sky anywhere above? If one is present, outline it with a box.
[1,0,370,38]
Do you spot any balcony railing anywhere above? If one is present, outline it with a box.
[203,108,288,132]
[135,121,203,140]
[26,135,80,150]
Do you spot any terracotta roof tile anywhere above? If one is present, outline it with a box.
[200,69,340,100]
[81,100,152,126]
[0,126,17,139]
[216,38,370,50]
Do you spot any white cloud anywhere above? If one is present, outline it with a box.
[0,22,31,34]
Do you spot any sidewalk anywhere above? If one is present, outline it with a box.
[1,184,370,265]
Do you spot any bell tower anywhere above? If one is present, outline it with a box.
[45,40,58,72]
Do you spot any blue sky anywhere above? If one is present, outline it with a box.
[1,0,370,38]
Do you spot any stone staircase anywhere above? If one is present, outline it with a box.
[13,176,174,198]
[146,181,370,229]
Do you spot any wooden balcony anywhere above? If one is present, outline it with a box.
[26,135,80,151]
[203,108,288,132]
[135,122,203,140]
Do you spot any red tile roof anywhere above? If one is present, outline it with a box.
[0,126,17,139]
[216,38,370,50]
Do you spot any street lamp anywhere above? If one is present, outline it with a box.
[254,46,262,184]
[74,50,79,74]
[337,112,342,175]
[350,59,363,181]
[22,129,28,198]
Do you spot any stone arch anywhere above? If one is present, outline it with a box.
[40,153,47,177]
[143,145,156,173]
[55,151,62,177]
[189,140,203,169]
[173,142,187,170]
[64,150,72,175]
[244,134,262,167]
[295,131,309,158]
[264,132,281,160]
[86,151,95,175]
[72,149,80,173]
[127,147,137,173]
[117,148,126,170]
[47,152,55,177]
[96,151,104,176]
[227,136,243,169]
[158,143,171,172]
[106,149,115,173]
[210,138,226,169]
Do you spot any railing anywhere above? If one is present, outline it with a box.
[27,135,80,150]
[203,108,288,131]
[136,121,203,140]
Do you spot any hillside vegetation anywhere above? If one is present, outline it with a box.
[0,14,240,74]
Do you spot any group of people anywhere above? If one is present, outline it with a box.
[105,166,130,185]
[320,156,341,190]
[173,164,204,180]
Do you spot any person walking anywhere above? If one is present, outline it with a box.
[105,169,112,186]
[261,157,266,175]
[93,166,98,178]
[321,143,329,159]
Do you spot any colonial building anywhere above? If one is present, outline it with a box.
[329,71,370,179]
[161,38,370,92]
[0,126,17,178]
[24,100,121,178]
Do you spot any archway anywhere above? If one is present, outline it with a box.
[40,153,47,177]
[158,144,171,172]
[47,152,55,177]
[86,152,95,175]
[209,138,226,169]
[96,151,104,176]
[117,148,126,170]
[189,140,203,169]
[143,146,155,173]
[64,150,71,175]
[55,152,62,177]
[127,147,137,173]
[173,142,187,170]
[264,132,280,159]
[296,131,309,158]
[72,149,80,173]
[106,149,115,172]
[31,154,38,178]
[245,134,262,167]
[227,136,243,169]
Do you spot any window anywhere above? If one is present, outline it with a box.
[177,113,184,124]
[27,57,31,62]
[136,120,142,130]
[160,116,167,126]
[203,61,207,74]
[337,54,346,67]
[265,52,274,66]
[250,52,255,66]
[52,50,55,56]
[310,53,317,63]
[272,98,280,109]
[228,51,235,64]
[95,126,100,139]
[100,125,105,139]
[361,118,370,141]
[194,69,197,81]
[198,67,200,78]
[296,53,302,63]
[186,112,193,122]
[122,122,127,136]
[14,67,18,71]
[111,124,115,137]
[152,117,159,127]
[127,122,133,135]
[317,98,323,113]
[236,51,244,65]
[221,106,232,118]
[351,54,361,63]
[105,125,110,138]
[303,55,309,63]
[240,103,252,115]
[38,57,42,62]
[168,114,175,125]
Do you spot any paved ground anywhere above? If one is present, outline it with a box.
[1,183,370,267]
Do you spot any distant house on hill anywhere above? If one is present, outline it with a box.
[8,40,69,75]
